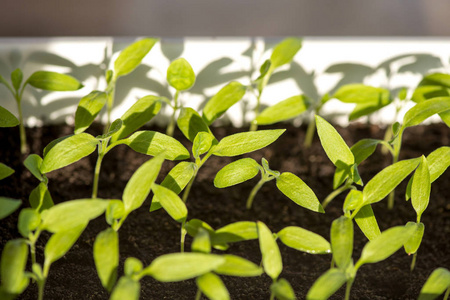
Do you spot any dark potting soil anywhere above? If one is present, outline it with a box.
[0,121,449,300]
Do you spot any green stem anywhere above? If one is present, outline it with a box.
[444,286,450,300]
[322,182,353,209]
[388,130,403,209]
[182,173,196,203]
[250,93,260,131]
[16,99,28,155]
[37,279,45,300]
[92,151,105,199]
[246,178,266,210]
[166,91,179,137]
[410,252,417,271]
[105,82,116,132]
[345,279,354,300]
[269,291,275,300]
[180,221,187,253]
[195,289,202,300]
[304,113,316,148]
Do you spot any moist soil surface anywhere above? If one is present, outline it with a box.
[1,122,449,300]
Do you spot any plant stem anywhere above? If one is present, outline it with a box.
[345,279,354,300]
[180,221,187,253]
[444,287,450,300]
[166,91,179,137]
[195,289,202,300]
[92,152,105,199]
[304,113,316,148]
[410,252,417,271]
[388,130,403,209]
[246,178,266,210]
[322,182,352,209]
[269,291,275,300]
[105,82,116,132]
[37,279,45,300]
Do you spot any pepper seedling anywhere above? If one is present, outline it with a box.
[214,157,323,213]
[0,69,83,154]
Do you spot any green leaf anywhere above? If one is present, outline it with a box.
[331,216,353,270]
[277,226,331,254]
[270,37,302,69]
[412,156,431,220]
[418,268,450,300]
[142,253,225,282]
[185,219,215,237]
[114,38,158,78]
[40,199,108,233]
[123,153,164,213]
[343,190,363,215]
[152,184,187,223]
[18,208,41,237]
[193,131,214,158]
[177,107,213,142]
[97,119,123,140]
[150,161,196,212]
[192,228,211,253]
[167,58,196,91]
[270,278,296,300]
[213,221,258,245]
[0,163,14,180]
[334,84,390,104]
[106,200,125,226]
[94,228,119,292]
[354,204,381,241]
[214,158,260,188]
[276,172,323,213]
[41,133,98,173]
[196,273,230,300]
[349,96,391,121]
[315,115,354,169]
[214,254,263,277]
[0,239,29,294]
[118,130,190,160]
[44,224,86,272]
[212,129,285,157]
[29,182,54,212]
[404,222,425,255]
[402,97,450,129]
[11,68,23,91]
[43,135,71,158]
[357,225,416,266]
[306,269,346,300]
[74,91,107,134]
[419,73,450,88]
[23,154,45,182]
[202,81,247,125]
[255,95,309,125]
[257,221,282,280]
[0,197,22,220]
[27,71,82,91]
[110,276,140,300]
[124,257,143,277]
[0,106,19,127]
[362,157,420,205]
[111,95,162,142]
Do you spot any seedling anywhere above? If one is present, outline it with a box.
[418,267,450,300]
[214,157,323,212]
[0,69,83,154]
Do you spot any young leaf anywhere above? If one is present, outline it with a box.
[255,95,309,125]
[142,253,225,282]
[362,157,420,205]
[270,37,302,69]
[150,161,196,212]
[270,278,296,300]
[118,131,190,160]
[306,269,346,300]
[41,133,98,173]
[214,254,263,277]
[334,84,390,104]
[11,68,23,91]
[123,153,165,213]
[412,156,431,220]
[196,273,230,300]
[357,225,416,266]
[114,38,158,78]
[27,71,83,91]
[418,268,450,300]
[213,221,258,245]
[110,95,162,142]
[0,163,14,180]
[0,239,29,294]
[94,228,119,292]
[177,107,213,142]
[257,221,282,280]
[276,172,323,213]
[74,91,108,134]
[43,135,71,157]
[331,216,353,270]
[212,129,285,157]
[124,257,143,277]
[167,58,196,91]
[40,199,108,233]
[0,197,22,220]
[404,222,425,255]
[18,208,41,238]
[44,224,86,271]
[110,276,140,300]
[349,97,391,121]
[343,190,363,215]
[277,226,330,254]
[202,81,247,125]
[192,228,212,254]
[152,184,187,223]
[214,158,260,188]
[23,154,45,182]
[185,219,215,237]
[193,131,214,158]
[29,182,54,212]
[315,115,354,169]
[0,106,19,127]
[354,204,381,241]
[402,97,450,129]
[106,200,125,226]
[97,119,123,140]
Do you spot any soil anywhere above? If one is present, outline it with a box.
[0,121,449,300]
